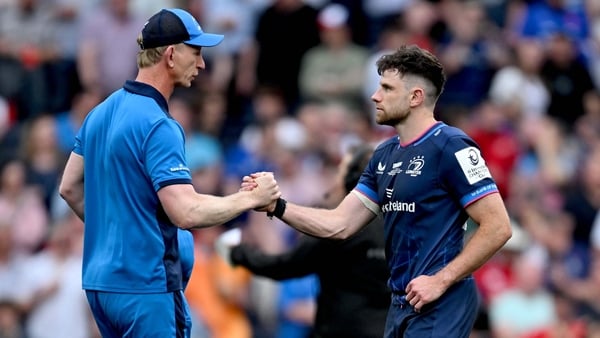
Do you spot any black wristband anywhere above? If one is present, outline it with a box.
[267,198,287,219]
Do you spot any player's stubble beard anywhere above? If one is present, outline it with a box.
[375,106,410,127]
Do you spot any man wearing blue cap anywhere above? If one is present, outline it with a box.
[59,8,281,338]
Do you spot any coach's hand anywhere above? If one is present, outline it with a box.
[244,172,281,210]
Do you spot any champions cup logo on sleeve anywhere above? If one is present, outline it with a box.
[455,147,491,184]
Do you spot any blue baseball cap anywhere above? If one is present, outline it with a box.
[139,8,224,50]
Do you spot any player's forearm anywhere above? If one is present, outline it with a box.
[437,221,511,288]
[59,153,85,221]
[59,181,84,221]
[276,193,373,240]
[278,202,350,239]
[69,199,85,222]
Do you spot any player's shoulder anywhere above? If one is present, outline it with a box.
[429,123,475,149]
[373,135,399,153]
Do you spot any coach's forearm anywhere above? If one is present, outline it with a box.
[178,191,259,229]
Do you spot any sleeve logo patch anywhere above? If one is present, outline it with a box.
[455,147,491,184]
[170,163,190,172]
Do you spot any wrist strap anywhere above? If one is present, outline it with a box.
[267,198,287,220]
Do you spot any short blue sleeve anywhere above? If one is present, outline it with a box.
[144,119,192,191]
[439,136,498,207]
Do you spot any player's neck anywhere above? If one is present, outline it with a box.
[396,113,437,145]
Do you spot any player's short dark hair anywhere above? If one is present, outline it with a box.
[376,45,446,99]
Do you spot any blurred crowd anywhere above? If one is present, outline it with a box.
[0,0,600,337]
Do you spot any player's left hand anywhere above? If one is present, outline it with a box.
[405,275,447,313]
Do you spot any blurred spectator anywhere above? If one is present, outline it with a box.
[77,0,145,97]
[561,145,600,249]
[511,117,579,215]
[0,0,59,120]
[21,212,99,338]
[400,0,438,52]
[128,0,174,18]
[222,85,286,198]
[236,0,320,111]
[170,90,225,199]
[436,0,509,109]
[184,226,253,338]
[488,37,550,125]
[540,31,597,132]
[583,20,600,89]
[489,250,558,338]
[0,221,31,312]
[19,114,67,212]
[523,291,588,338]
[54,89,102,156]
[275,275,318,338]
[513,0,589,51]
[193,90,233,150]
[327,0,369,46]
[551,249,600,327]
[362,0,412,46]
[0,157,48,254]
[201,0,268,93]
[44,0,96,113]
[298,3,370,111]
[0,300,23,338]
[196,90,228,138]
[169,91,224,183]
[524,206,590,289]
[574,90,600,152]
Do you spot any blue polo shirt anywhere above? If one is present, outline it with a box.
[73,80,192,293]
[356,122,498,294]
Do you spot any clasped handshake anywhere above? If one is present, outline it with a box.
[240,172,280,213]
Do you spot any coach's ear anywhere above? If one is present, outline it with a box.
[164,45,176,68]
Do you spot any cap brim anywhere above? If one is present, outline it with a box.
[185,33,224,47]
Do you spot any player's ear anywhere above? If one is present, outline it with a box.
[410,88,424,107]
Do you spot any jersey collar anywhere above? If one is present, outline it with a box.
[400,121,446,147]
[123,80,170,117]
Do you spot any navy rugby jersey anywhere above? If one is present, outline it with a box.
[355,122,498,294]
[73,80,192,293]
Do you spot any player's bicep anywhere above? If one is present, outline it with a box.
[337,191,378,236]
[465,193,510,231]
